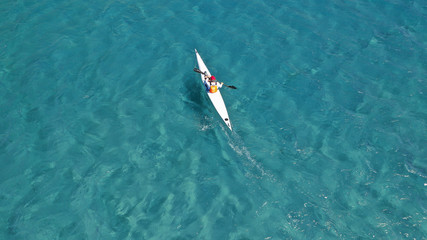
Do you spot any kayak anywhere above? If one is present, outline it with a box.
[195,49,232,131]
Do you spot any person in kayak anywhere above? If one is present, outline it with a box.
[204,75,223,93]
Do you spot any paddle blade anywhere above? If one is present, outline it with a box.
[193,68,203,74]
[222,83,237,89]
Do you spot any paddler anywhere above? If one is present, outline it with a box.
[204,75,223,93]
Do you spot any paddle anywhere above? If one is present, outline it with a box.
[193,68,237,89]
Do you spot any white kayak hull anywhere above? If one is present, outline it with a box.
[195,49,232,131]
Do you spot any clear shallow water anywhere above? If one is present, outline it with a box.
[1,0,426,239]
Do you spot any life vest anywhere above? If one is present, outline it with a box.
[209,85,218,93]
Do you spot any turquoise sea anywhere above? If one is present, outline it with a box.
[1,0,426,239]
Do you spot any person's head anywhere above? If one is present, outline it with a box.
[210,76,216,81]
